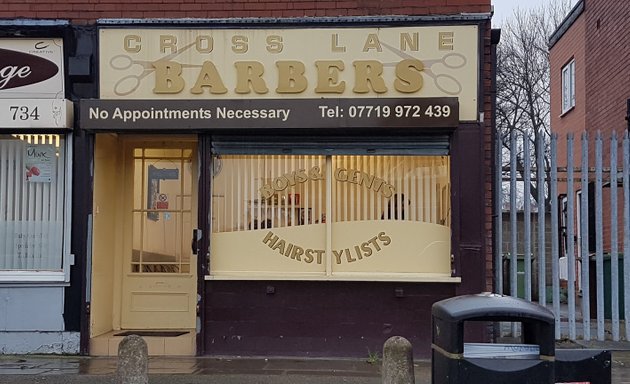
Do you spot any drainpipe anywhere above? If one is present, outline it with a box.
[491,27,501,294]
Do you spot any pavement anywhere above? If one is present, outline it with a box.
[0,354,395,384]
[0,342,629,384]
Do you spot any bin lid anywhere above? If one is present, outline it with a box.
[432,293,555,324]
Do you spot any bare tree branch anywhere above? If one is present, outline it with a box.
[496,0,574,209]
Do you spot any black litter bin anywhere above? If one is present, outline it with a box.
[431,293,555,384]
[555,349,611,384]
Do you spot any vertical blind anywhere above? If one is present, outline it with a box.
[0,135,65,271]
[332,155,450,225]
[212,154,450,234]
[212,155,326,233]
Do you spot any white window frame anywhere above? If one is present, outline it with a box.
[0,133,73,284]
[561,59,576,114]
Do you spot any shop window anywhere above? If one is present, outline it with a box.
[561,59,575,114]
[0,134,69,281]
[210,154,452,281]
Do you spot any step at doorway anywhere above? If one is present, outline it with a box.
[90,329,196,356]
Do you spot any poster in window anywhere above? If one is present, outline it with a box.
[24,144,55,183]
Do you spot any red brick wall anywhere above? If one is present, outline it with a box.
[551,0,630,253]
[584,0,630,140]
[550,11,586,143]
[584,0,630,254]
[549,7,585,204]
[482,24,494,292]
[1,0,490,24]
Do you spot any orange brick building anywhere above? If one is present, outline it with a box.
[550,0,630,255]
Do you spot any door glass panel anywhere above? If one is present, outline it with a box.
[131,147,193,274]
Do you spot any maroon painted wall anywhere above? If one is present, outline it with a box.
[204,281,456,357]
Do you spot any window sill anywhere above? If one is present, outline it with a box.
[206,272,461,283]
[0,271,68,285]
[560,105,575,117]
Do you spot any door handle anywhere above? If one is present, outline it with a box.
[191,228,203,255]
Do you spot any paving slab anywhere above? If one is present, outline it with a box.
[0,349,628,384]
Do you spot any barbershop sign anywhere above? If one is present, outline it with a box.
[98,26,479,121]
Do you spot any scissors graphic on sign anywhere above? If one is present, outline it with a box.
[110,42,200,96]
[418,52,466,95]
[382,43,467,95]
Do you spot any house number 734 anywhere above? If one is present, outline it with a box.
[10,106,40,121]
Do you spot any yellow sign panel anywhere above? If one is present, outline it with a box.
[210,221,452,280]
[99,26,479,120]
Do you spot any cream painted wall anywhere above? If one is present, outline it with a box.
[90,134,123,337]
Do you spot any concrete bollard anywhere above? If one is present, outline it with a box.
[382,336,415,384]
[116,334,149,384]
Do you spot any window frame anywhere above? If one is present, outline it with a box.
[207,149,458,283]
[561,59,576,114]
[0,133,73,284]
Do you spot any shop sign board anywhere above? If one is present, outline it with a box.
[0,38,65,99]
[80,97,458,130]
[98,26,479,121]
[0,99,73,129]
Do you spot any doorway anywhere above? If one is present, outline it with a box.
[90,134,198,355]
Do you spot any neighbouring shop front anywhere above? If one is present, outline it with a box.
[0,34,76,353]
[80,20,487,357]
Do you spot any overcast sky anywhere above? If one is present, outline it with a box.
[491,0,576,25]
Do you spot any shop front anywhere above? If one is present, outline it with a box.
[0,35,76,353]
[81,20,484,357]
